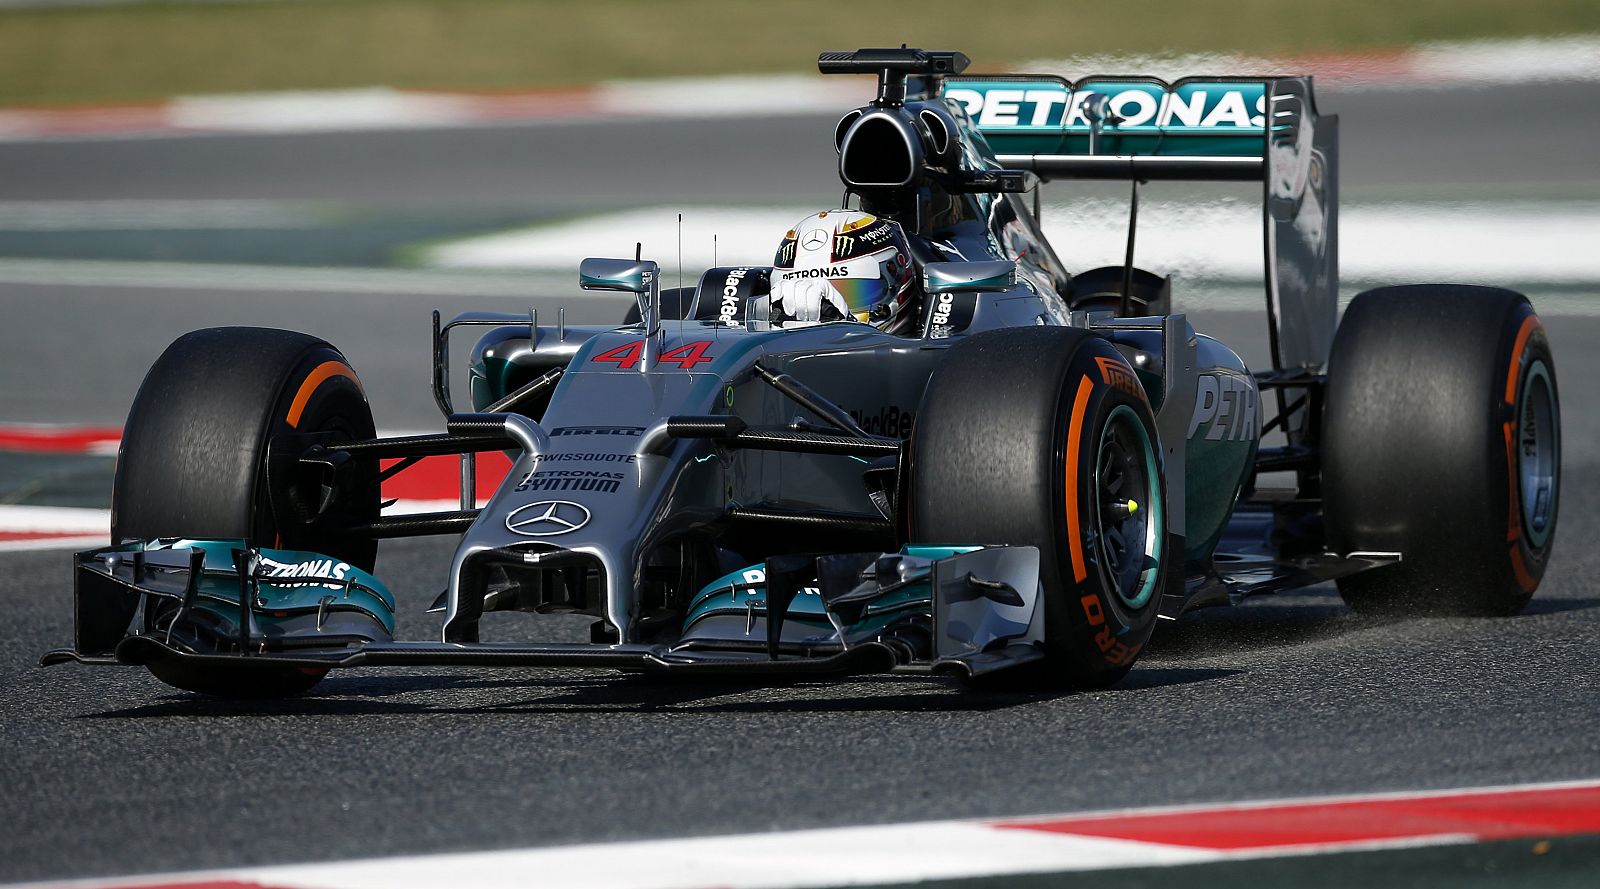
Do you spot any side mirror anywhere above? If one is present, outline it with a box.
[579,257,656,293]
[923,261,1016,294]
[581,257,662,350]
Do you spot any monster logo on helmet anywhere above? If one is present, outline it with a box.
[770,209,918,335]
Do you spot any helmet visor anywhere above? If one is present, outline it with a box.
[829,276,889,317]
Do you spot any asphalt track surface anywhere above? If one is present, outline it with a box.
[1,81,1599,884]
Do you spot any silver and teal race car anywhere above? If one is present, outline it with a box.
[44,47,1560,696]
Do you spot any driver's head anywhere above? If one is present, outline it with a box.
[770,210,917,335]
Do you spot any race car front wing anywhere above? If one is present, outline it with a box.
[41,540,1047,681]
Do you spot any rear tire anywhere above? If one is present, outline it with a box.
[112,327,380,696]
[908,327,1166,688]
[1324,285,1559,615]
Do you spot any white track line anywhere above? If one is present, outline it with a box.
[13,778,1600,889]
[421,200,1600,289]
[0,199,327,231]
[0,505,109,552]
[0,505,110,532]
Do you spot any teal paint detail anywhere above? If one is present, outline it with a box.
[1182,351,1261,564]
[684,564,833,635]
[144,539,396,636]
[467,325,531,411]
[942,78,1272,158]
[1185,434,1255,564]
[683,548,979,641]
[904,545,983,560]
[925,262,1016,293]
[578,258,655,294]
[579,272,642,291]
[471,352,514,411]
[1133,366,1164,409]
[1101,405,1163,609]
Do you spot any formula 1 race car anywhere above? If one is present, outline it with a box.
[44,48,1560,696]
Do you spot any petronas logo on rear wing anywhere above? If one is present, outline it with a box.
[944,79,1268,133]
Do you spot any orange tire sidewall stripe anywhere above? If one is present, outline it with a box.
[1503,314,1540,406]
[286,360,360,429]
[1064,376,1094,584]
[1503,422,1521,544]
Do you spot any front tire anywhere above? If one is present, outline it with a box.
[112,327,380,696]
[1323,285,1559,615]
[908,327,1166,688]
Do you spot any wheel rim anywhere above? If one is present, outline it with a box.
[1517,360,1558,549]
[1093,405,1163,609]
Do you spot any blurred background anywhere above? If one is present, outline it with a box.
[1,0,1597,527]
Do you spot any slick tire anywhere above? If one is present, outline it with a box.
[1324,285,1559,616]
[908,327,1167,688]
[113,327,379,696]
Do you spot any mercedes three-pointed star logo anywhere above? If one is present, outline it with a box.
[505,500,591,537]
[801,229,829,252]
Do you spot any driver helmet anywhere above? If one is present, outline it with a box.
[770,209,917,335]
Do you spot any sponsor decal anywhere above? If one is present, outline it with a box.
[835,226,895,261]
[849,405,915,438]
[514,469,624,494]
[1081,591,1142,667]
[930,292,955,336]
[718,267,750,322]
[1095,356,1144,401]
[801,230,829,252]
[928,291,976,339]
[550,425,645,437]
[1186,373,1258,442]
[505,500,591,537]
[779,266,849,280]
[943,81,1267,131]
[258,555,352,591]
[531,453,636,464]
[739,567,821,597]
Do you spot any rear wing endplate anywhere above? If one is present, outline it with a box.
[942,75,1338,374]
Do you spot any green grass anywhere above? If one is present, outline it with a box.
[3,0,1598,106]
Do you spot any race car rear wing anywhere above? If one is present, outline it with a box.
[942,75,1338,374]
